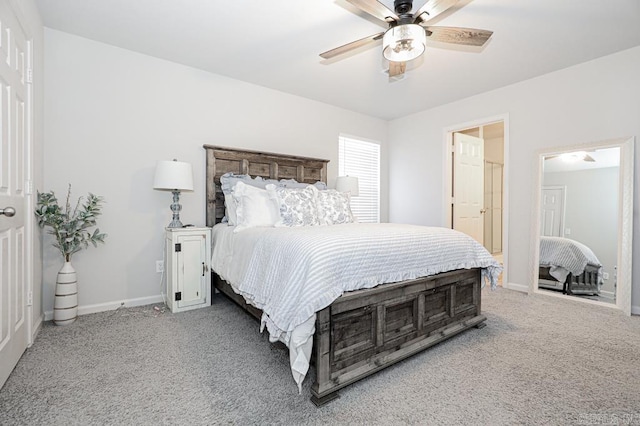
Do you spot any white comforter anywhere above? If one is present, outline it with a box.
[211,223,502,390]
[539,236,603,283]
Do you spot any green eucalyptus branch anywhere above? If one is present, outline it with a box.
[35,184,107,262]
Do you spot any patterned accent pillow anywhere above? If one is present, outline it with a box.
[220,173,327,224]
[316,189,354,225]
[266,184,320,227]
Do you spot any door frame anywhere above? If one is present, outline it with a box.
[443,113,510,287]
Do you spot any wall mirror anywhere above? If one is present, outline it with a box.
[529,137,634,315]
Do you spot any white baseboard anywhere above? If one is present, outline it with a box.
[44,294,165,322]
[503,282,528,293]
[500,284,639,316]
[599,290,615,299]
[29,314,43,347]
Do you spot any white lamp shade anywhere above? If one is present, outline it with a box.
[336,176,359,197]
[382,24,426,62]
[153,160,194,191]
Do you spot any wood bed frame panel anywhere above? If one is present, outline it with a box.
[204,145,486,405]
[539,265,600,295]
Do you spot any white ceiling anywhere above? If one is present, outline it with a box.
[34,0,640,120]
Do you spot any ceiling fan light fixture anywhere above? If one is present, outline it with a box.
[382,24,426,62]
[559,151,587,163]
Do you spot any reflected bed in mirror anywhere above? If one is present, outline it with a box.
[530,137,634,315]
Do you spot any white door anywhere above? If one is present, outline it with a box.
[541,186,564,237]
[0,0,30,388]
[453,133,484,244]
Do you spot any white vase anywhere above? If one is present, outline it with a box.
[54,261,78,325]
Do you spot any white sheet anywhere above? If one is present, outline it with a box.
[211,223,502,391]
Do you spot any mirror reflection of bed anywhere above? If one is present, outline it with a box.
[529,137,635,315]
[538,145,622,305]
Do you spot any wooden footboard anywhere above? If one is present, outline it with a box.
[214,268,485,405]
[565,264,601,295]
[310,268,484,405]
[539,265,600,295]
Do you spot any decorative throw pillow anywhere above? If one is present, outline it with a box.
[316,189,354,225]
[231,181,281,232]
[266,184,320,227]
[220,173,327,224]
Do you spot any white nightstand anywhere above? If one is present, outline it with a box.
[164,227,211,313]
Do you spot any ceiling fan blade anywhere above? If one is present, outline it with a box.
[423,26,493,47]
[414,0,459,24]
[345,0,398,23]
[388,61,406,77]
[320,32,384,59]
[545,153,596,162]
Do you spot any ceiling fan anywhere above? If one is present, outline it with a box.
[320,0,493,77]
[545,151,596,162]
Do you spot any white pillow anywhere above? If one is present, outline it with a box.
[220,172,327,225]
[220,173,275,225]
[316,189,354,225]
[232,181,281,232]
[266,184,320,227]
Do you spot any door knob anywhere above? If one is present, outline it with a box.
[0,207,16,217]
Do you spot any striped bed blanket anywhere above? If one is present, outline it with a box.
[539,236,603,283]
[211,223,502,390]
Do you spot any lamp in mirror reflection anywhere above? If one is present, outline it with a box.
[153,159,194,228]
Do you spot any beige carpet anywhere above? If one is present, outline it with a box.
[1,287,639,425]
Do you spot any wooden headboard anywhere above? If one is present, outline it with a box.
[203,145,329,227]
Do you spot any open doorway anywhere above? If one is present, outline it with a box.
[444,116,508,287]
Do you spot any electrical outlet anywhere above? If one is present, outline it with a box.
[156,260,164,273]
[603,272,609,280]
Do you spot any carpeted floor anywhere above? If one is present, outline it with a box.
[1,288,639,425]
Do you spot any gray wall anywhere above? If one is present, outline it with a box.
[543,167,619,294]
[40,28,640,316]
[388,45,640,312]
[42,29,388,317]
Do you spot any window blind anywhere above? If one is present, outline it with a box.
[339,136,380,223]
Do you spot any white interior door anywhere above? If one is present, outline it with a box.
[541,186,565,237]
[453,133,484,244]
[0,0,29,388]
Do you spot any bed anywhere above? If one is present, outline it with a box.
[204,145,501,405]
[538,236,603,296]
